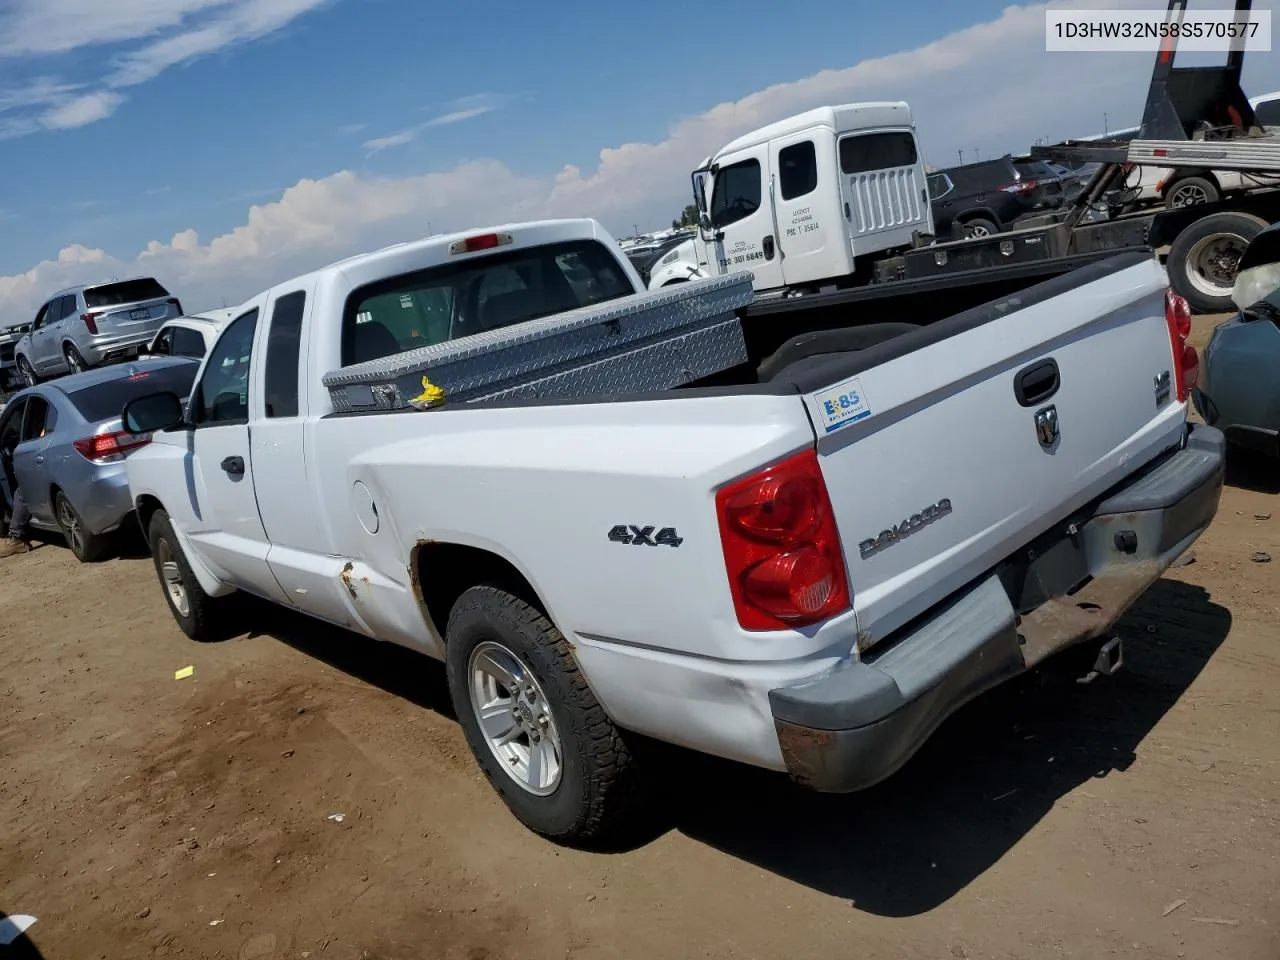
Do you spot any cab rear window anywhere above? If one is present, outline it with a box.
[341,239,635,367]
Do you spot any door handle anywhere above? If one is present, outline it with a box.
[1014,358,1061,407]
[34,455,44,465]
[762,235,775,260]
[220,455,245,476]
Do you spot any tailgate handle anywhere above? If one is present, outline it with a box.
[1014,358,1060,407]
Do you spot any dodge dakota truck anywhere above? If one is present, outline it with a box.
[121,218,1224,844]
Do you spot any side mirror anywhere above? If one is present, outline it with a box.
[122,391,185,435]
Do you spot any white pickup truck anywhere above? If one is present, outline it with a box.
[122,218,1225,845]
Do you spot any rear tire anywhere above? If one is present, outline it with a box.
[148,509,233,642]
[1166,211,1267,314]
[445,585,642,845]
[960,217,1000,239]
[63,343,87,375]
[54,491,108,563]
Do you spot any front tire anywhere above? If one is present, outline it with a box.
[445,586,641,845]
[17,356,38,387]
[54,491,108,563]
[148,509,232,641]
[1166,211,1267,314]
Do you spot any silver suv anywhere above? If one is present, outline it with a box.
[14,277,183,385]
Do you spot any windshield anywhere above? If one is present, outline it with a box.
[64,362,199,423]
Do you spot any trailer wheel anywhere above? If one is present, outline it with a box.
[1164,176,1220,210]
[1166,211,1267,314]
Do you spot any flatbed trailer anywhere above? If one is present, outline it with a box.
[759,0,1277,317]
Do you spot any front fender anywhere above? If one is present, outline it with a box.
[646,241,708,290]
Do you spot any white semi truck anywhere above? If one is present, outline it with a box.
[647,102,934,294]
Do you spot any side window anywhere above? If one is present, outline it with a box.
[0,400,27,457]
[152,328,174,355]
[839,132,919,175]
[928,174,954,199]
[193,310,258,425]
[31,303,50,331]
[171,327,207,358]
[45,298,66,325]
[59,295,78,323]
[778,141,818,201]
[20,397,54,441]
[710,158,762,229]
[263,291,306,419]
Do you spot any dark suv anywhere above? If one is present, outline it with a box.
[927,155,1060,240]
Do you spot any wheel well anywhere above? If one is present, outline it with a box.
[135,495,163,545]
[662,277,690,286]
[411,542,547,641]
[1162,170,1219,193]
[955,208,1000,225]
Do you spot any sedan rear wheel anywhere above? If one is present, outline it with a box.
[54,491,108,563]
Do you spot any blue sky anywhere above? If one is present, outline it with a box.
[2,0,1278,316]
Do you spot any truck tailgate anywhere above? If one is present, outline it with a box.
[796,253,1187,649]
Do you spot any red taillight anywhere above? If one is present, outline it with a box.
[716,449,851,631]
[167,297,183,315]
[80,312,100,335]
[1000,180,1037,194]
[1164,289,1197,402]
[72,430,151,463]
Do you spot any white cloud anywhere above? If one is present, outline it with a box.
[362,129,418,153]
[105,0,334,88]
[0,0,230,57]
[0,0,333,138]
[4,0,1280,318]
[39,91,125,129]
[362,92,510,152]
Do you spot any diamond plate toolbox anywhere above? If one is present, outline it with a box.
[322,272,755,412]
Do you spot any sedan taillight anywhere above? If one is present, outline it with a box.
[72,430,151,463]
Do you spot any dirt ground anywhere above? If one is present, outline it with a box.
[2,314,1278,960]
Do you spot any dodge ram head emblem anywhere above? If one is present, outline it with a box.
[1035,404,1060,449]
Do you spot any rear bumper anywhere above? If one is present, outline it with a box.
[769,423,1226,793]
[79,332,158,366]
[70,463,135,536]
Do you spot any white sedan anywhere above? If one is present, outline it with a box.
[143,307,240,359]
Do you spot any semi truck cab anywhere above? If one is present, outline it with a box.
[650,102,934,292]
